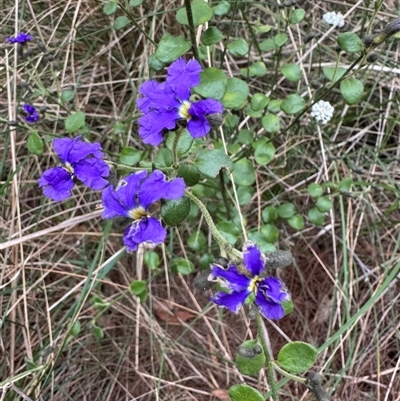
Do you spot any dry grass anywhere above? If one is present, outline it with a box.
[1,0,400,400]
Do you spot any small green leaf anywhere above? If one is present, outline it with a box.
[144,251,160,269]
[237,186,253,205]
[120,146,142,166]
[65,111,85,133]
[229,384,264,401]
[161,196,191,226]
[251,93,269,111]
[130,280,147,295]
[274,33,288,47]
[236,339,266,376]
[112,122,127,135]
[176,0,213,26]
[248,231,276,252]
[217,220,241,244]
[61,89,75,103]
[177,164,200,186]
[281,63,302,82]
[202,26,223,45]
[227,38,249,56]
[277,341,318,374]
[253,138,275,165]
[69,321,81,337]
[252,24,271,33]
[149,54,165,71]
[194,67,227,100]
[241,61,267,78]
[287,214,304,230]
[261,224,279,243]
[114,16,130,30]
[232,159,255,186]
[221,77,249,109]
[262,206,278,223]
[337,32,363,53]
[188,231,206,251]
[308,207,325,225]
[278,203,296,219]
[103,1,117,15]
[170,257,195,275]
[130,0,143,5]
[92,325,104,339]
[156,34,191,63]
[238,129,254,145]
[340,78,364,105]
[281,94,305,115]
[339,177,353,192]
[322,66,346,83]
[166,129,194,156]
[27,132,43,155]
[268,99,282,113]
[154,148,172,167]
[244,105,262,118]
[316,196,333,213]
[213,0,230,16]
[307,183,324,197]
[195,149,233,178]
[290,8,305,24]
[259,38,275,51]
[262,113,280,134]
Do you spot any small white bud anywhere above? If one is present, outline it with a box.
[310,100,334,124]
[323,11,345,28]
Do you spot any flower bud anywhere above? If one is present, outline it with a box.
[194,269,214,291]
[237,344,263,359]
[367,53,378,62]
[206,113,223,129]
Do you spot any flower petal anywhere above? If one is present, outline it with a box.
[38,167,74,201]
[74,158,110,190]
[255,291,285,319]
[243,243,265,276]
[136,80,177,113]
[123,217,166,252]
[187,99,223,138]
[211,290,250,313]
[53,137,104,164]
[138,170,185,209]
[210,264,251,292]
[259,277,290,303]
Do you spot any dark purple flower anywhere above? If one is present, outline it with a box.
[6,32,33,44]
[209,243,290,320]
[23,103,39,123]
[102,170,185,252]
[38,136,110,201]
[136,58,223,146]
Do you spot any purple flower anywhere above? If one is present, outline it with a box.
[102,170,185,252]
[136,58,223,146]
[38,136,110,201]
[209,243,290,320]
[6,32,33,44]
[23,104,39,123]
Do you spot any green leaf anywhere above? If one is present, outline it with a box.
[262,206,278,223]
[213,0,230,16]
[340,78,364,105]
[227,38,249,56]
[316,196,333,213]
[221,78,249,109]
[217,220,241,244]
[274,33,288,47]
[281,63,302,82]
[261,224,279,243]
[154,148,172,167]
[177,164,200,186]
[194,67,227,100]
[161,196,191,226]
[65,111,85,133]
[240,61,267,78]
[188,231,206,251]
[251,93,269,111]
[92,325,104,340]
[130,0,143,5]
[27,132,43,155]
[195,149,233,178]
[248,231,276,252]
[259,38,275,51]
[144,251,160,269]
[278,203,296,219]
[229,384,264,401]
[322,66,346,83]
[307,183,324,197]
[244,105,262,118]
[166,129,194,156]
[232,159,255,186]
[120,146,142,166]
[176,0,213,26]
[149,54,165,71]
[202,26,223,45]
[339,177,353,192]
[262,113,280,134]
[308,207,325,225]
[281,94,305,115]
[103,1,117,15]
[237,186,254,205]
[277,341,318,374]
[268,99,282,113]
[156,34,191,63]
[290,8,305,24]
[130,280,147,296]
[170,257,195,275]
[69,321,81,337]
[114,16,130,30]
[61,89,75,103]
[236,340,266,376]
[238,129,254,145]
[112,122,127,135]
[287,214,304,230]
[253,138,275,165]
[252,24,271,33]
[337,32,363,53]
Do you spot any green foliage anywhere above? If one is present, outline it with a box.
[232,159,255,186]
[177,164,201,186]
[323,66,346,83]
[144,251,160,270]
[156,34,191,63]
[195,149,233,178]
[119,146,142,166]
[287,214,304,230]
[201,27,223,45]
[221,78,249,109]
[281,63,302,82]
[274,33,288,47]
[229,384,264,401]
[262,114,280,134]
[61,89,75,103]
[278,203,296,219]
[236,339,266,375]
[130,280,148,303]
[154,148,172,167]
[176,0,213,26]
[161,197,191,226]
[188,231,206,251]
[27,132,44,155]
[316,196,333,213]
[194,67,227,100]
[308,183,324,197]
[277,341,318,374]
[241,61,267,78]
[114,16,130,30]
[253,138,275,165]
[281,94,305,114]
[65,111,85,133]
[227,38,249,56]
[290,8,305,24]
[166,130,194,157]
[103,1,117,16]
[262,206,278,223]
[251,93,269,111]
[170,257,195,275]
[129,0,142,5]
[212,0,230,16]
[308,207,325,225]
[337,32,363,53]
[340,78,364,104]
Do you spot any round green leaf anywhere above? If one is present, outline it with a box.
[195,149,233,178]
[229,384,264,401]
[170,257,194,275]
[103,1,117,15]
[114,16,130,30]
[274,33,288,47]
[130,280,147,296]
[281,63,302,82]
[337,32,363,53]
[322,66,346,83]
[339,177,353,192]
[259,38,275,51]
[201,26,223,45]
[261,224,279,243]
[216,220,241,244]
[237,186,253,205]
[308,207,325,225]
[244,105,262,118]
[161,196,191,226]
[236,339,266,376]
[144,251,160,269]
[65,111,85,133]
[112,122,127,135]
[166,129,194,156]
[277,341,318,374]
[130,0,143,5]
[248,231,276,252]
[92,325,104,340]
[251,93,269,111]
[253,138,275,165]
[232,158,255,186]
[176,0,213,26]
[156,34,191,63]
[281,94,305,115]
[177,164,200,186]
[213,1,230,16]
[290,8,305,24]
[307,183,324,197]
[268,99,282,113]
[69,321,81,337]
[188,231,206,251]
[120,146,142,166]
[221,78,249,109]
[241,61,267,78]
[252,24,271,33]
[287,214,304,230]
[278,203,296,219]
[316,196,333,213]
[262,206,278,223]
[238,129,254,145]
[227,38,249,56]
[61,89,75,103]
[194,67,227,100]
[27,132,43,155]
[340,78,364,105]
[154,148,172,167]
[262,113,280,134]
[149,54,165,71]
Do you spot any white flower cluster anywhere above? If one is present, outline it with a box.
[323,11,345,28]
[310,100,334,124]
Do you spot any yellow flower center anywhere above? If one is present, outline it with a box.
[249,276,262,292]
[129,206,148,221]
[178,100,191,120]
[65,162,74,174]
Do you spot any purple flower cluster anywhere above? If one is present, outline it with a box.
[23,104,39,123]
[102,170,185,252]
[209,243,290,320]
[6,32,33,44]
[38,136,110,201]
[136,58,223,145]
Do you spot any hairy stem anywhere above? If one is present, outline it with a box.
[184,0,200,62]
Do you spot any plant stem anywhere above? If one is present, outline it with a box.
[184,0,200,62]
[172,129,183,169]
